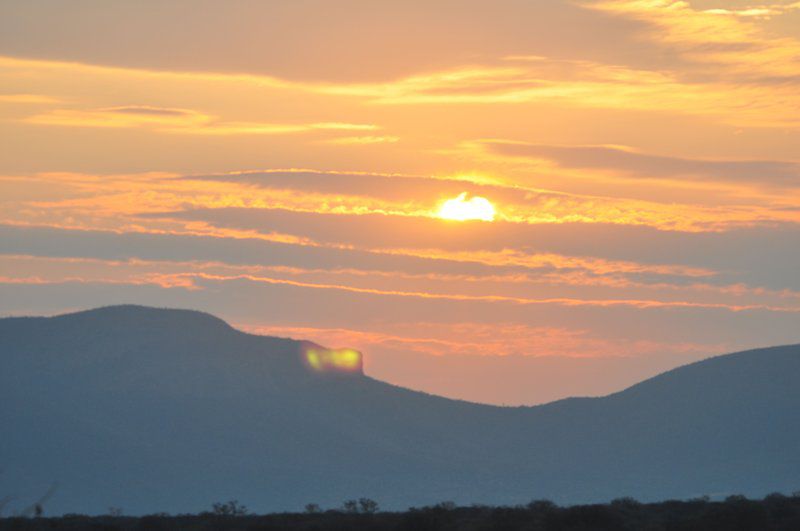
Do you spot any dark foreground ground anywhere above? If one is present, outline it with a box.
[3,494,800,531]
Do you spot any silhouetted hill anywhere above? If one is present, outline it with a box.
[1,306,798,515]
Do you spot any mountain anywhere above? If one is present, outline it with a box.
[1,305,798,515]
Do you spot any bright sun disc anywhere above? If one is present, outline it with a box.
[438,192,496,221]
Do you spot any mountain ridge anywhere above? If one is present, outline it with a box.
[1,305,798,515]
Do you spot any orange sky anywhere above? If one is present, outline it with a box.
[1,0,800,405]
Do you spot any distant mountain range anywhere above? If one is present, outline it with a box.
[1,305,798,515]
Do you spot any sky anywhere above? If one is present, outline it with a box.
[1,0,799,405]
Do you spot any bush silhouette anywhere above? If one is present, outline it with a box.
[358,498,379,514]
[210,500,248,516]
[3,492,800,530]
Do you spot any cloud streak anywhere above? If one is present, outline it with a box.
[24,105,379,136]
[483,140,800,187]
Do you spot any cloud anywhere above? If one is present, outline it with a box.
[24,105,379,136]
[5,48,800,135]
[702,5,800,19]
[0,0,653,82]
[324,135,400,145]
[185,169,529,205]
[135,206,800,290]
[3,267,799,349]
[4,167,799,263]
[24,105,212,128]
[483,140,800,187]
[7,220,800,315]
[588,0,800,81]
[178,169,800,232]
[162,121,378,136]
[0,93,60,104]
[106,106,195,117]
[0,247,750,313]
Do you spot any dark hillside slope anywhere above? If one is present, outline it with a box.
[1,306,798,515]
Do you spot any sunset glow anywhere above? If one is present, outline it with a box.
[1,0,800,406]
[437,193,496,222]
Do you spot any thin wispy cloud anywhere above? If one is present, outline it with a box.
[482,140,800,187]
[0,93,60,104]
[24,105,379,136]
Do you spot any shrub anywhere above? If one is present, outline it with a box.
[341,500,358,513]
[358,498,379,514]
[211,500,248,516]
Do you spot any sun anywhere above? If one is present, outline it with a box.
[437,192,496,221]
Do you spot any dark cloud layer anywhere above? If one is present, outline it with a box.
[185,171,535,205]
[488,142,800,186]
[103,106,195,117]
[148,208,800,290]
[0,0,656,82]
[1,275,797,349]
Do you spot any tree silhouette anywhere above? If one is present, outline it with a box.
[358,498,379,514]
[210,500,248,516]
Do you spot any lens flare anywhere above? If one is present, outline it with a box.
[437,192,496,221]
[304,347,363,373]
